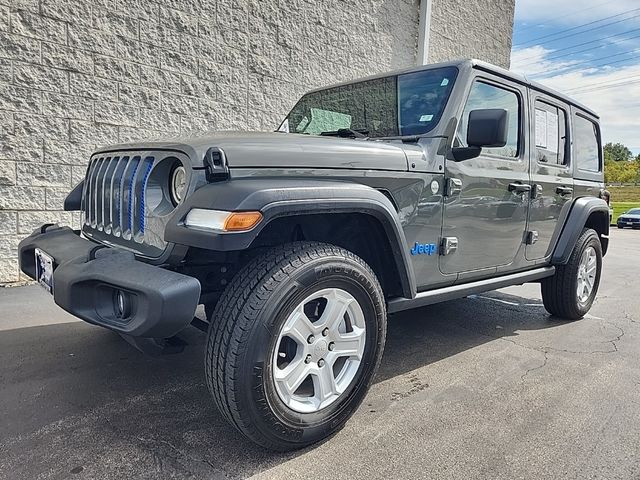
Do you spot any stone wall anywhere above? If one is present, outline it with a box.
[428,0,514,69]
[0,0,420,282]
[0,0,515,283]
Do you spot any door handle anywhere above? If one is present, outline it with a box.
[556,186,573,196]
[446,178,463,197]
[508,183,532,194]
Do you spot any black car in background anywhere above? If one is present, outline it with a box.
[617,208,640,229]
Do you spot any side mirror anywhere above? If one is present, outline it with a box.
[467,108,508,148]
[450,108,509,161]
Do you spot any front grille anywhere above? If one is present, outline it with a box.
[83,155,155,241]
[81,150,190,258]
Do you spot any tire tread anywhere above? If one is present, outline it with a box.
[541,228,601,320]
[204,241,384,450]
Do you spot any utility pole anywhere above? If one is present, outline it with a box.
[417,0,432,65]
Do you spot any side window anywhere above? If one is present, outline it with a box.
[534,100,567,166]
[457,81,520,158]
[574,115,601,172]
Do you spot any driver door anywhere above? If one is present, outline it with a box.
[440,77,530,278]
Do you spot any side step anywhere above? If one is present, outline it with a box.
[387,266,555,314]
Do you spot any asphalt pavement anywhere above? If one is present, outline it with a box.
[1,229,639,480]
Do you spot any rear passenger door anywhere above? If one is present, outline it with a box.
[525,94,573,261]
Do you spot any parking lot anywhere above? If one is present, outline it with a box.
[1,229,639,480]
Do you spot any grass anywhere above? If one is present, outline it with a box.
[611,202,640,224]
[607,185,640,202]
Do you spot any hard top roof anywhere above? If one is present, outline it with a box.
[305,58,598,119]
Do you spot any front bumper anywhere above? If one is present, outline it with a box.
[18,225,201,338]
[618,219,639,227]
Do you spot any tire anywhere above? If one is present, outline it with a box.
[541,228,602,320]
[205,241,386,450]
[617,225,623,229]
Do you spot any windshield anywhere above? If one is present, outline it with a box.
[626,208,640,215]
[280,67,458,138]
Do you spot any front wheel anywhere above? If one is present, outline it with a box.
[205,242,386,450]
[541,228,602,320]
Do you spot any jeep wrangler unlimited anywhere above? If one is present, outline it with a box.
[18,59,610,451]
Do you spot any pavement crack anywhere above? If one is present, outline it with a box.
[453,323,551,381]
[606,323,624,352]
[623,309,639,324]
[454,321,624,384]
[520,349,549,382]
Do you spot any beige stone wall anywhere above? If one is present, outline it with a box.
[0,0,514,283]
[428,0,514,69]
[0,0,421,282]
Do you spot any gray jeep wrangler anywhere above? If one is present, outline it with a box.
[18,59,610,451]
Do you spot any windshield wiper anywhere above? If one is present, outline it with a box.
[319,128,369,139]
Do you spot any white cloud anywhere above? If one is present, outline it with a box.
[510,46,640,149]
[510,45,579,75]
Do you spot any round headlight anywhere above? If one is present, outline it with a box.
[169,165,187,205]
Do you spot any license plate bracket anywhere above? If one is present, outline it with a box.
[35,248,54,294]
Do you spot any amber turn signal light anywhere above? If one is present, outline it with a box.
[223,211,263,231]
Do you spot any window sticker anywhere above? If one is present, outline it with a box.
[419,114,434,122]
[440,78,449,86]
[535,108,547,148]
[535,107,560,153]
[546,110,559,154]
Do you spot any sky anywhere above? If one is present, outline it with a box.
[510,0,640,155]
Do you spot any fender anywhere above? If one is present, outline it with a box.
[551,197,610,265]
[165,178,416,298]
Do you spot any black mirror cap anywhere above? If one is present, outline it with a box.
[63,180,84,211]
[450,146,482,161]
[467,108,508,148]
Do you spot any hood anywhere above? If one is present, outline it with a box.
[96,132,414,171]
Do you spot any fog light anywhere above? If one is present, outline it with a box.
[114,289,130,319]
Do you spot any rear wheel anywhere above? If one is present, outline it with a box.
[541,228,602,320]
[205,241,386,450]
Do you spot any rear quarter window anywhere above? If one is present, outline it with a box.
[574,114,601,173]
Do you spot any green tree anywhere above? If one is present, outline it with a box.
[604,159,621,183]
[605,157,640,184]
[604,142,632,162]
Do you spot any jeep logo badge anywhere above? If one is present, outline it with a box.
[410,242,438,256]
